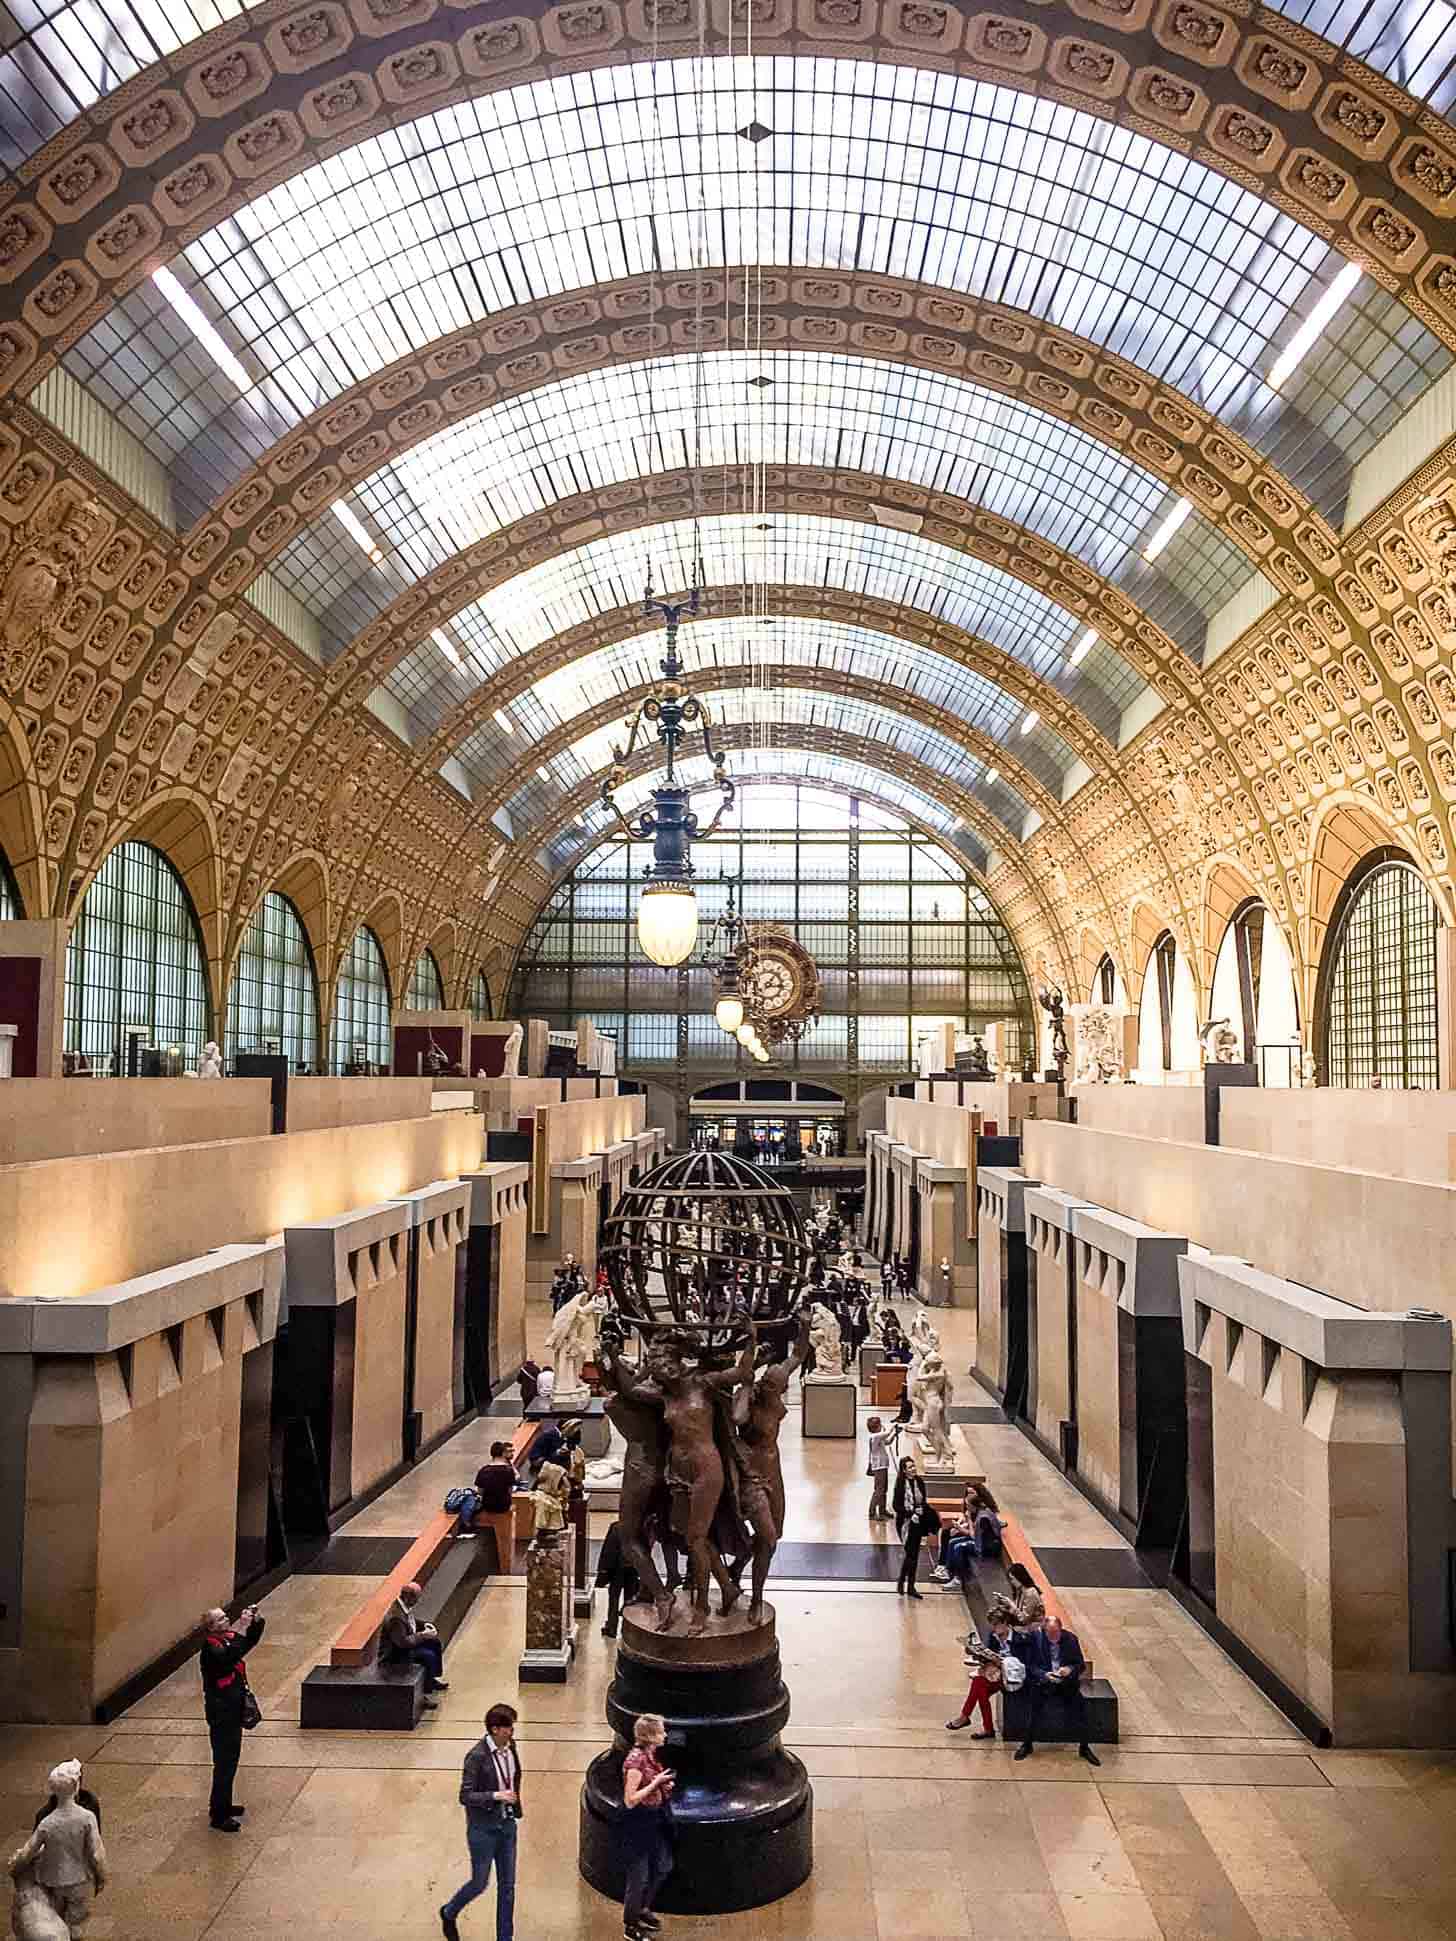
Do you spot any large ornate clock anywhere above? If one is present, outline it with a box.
[740,925,822,1048]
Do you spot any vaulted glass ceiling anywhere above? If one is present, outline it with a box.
[8,0,1456,179]
[272,350,1254,663]
[447,616,1079,804]
[375,512,1141,746]
[64,59,1448,536]
[485,683,1031,845]
[540,752,993,875]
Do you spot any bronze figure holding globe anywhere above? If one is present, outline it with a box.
[579,1151,817,1915]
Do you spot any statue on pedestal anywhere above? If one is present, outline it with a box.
[908,1310,939,1363]
[502,1021,523,1077]
[547,1288,607,1407]
[1037,981,1069,1080]
[911,1353,956,1467]
[195,1042,223,1079]
[805,1302,844,1382]
[1199,1017,1241,1065]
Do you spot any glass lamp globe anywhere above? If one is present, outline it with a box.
[753,1045,770,1063]
[735,1022,757,1047]
[637,882,699,967]
[715,991,745,1033]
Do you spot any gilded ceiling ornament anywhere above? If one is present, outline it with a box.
[0,490,103,667]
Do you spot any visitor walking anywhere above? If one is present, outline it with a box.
[618,1712,675,1941]
[199,1602,264,1832]
[440,1703,523,1941]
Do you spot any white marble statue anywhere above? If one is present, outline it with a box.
[502,1021,523,1078]
[196,1041,223,1079]
[1070,1002,1125,1084]
[908,1310,939,1362]
[912,1353,956,1467]
[867,1287,894,1343]
[546,1288,605,1406]
[805,1301,845,1382]
[8,1760,106,1939]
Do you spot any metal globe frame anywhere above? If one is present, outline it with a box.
[599,1149,811,1352]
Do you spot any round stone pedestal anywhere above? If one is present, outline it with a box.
[579,1600,813,1914]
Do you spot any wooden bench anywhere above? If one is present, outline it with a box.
[300,1509,492,1730]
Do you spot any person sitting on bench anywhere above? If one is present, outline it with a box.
[381,1583,449,1703]
[1012,1614,1099,1767]
[474,1443,518,1514]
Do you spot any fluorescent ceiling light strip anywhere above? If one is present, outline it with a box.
[1142,498,1192,563]
[1019,710,1039,735]
[431,628,463,668]
[984,767,999,784]
[152,265,253,393]
[1269,261,1362,392]
[537,766,551,781]
[493,709,515,733]
[1069,628,1097,667]
[331,499,383,564]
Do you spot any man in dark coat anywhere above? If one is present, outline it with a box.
[200,1603,265,1830]
[1013,1614,1101,1766]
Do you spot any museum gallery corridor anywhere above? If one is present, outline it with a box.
[3,1300,1449,1941]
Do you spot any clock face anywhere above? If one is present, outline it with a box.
[748,950,798,1017]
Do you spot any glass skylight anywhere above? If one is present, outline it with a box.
[62,57,1448,532]
[490,682,1030,846]
[545,752,993,873]
[374,511,1141,745]
[269,349,1254,660]
[446,615,1079,801]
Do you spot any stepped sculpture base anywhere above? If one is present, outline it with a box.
[579,1600,813,1914]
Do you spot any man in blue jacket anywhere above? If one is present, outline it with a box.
[1013,1614,1101,1766]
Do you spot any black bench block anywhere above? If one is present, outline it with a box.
[301,1660,425,1730]
[1001,1678,1119,1745]
[300,1537,489,1730]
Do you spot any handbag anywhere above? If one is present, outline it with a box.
[239,1686,263,1731]
[1000,1653,1026,1693]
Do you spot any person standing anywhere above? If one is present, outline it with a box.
[892,1455,934,1599]
[440,1703,522,1941]
[865,1415,892,1520]
[199,1603,264,1831]
[596,1519,640,1639]
[618,1712,675,1941]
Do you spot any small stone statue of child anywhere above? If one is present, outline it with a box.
[9,1761,106,1937]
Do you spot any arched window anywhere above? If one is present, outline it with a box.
[405,949,444,1011]
[472,968,493,1020]
[64,840,209,1072]
[1091,953,1119,1005]
[1322,854,1440,1089]
[331,926,392,1072]
[226,892,320,1072]
[1211,900,1300,1078]
[0,847,20,921]
[1136,930,1199,1076]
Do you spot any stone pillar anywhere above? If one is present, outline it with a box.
[463,1162,529,1398]
[387,1179,472,1458]
[0,1241,282,1723]
[973,1167,1040,1419]
[519,1530,576,1681]
[915,1163,972,1305]
[1023,1186,1097,1468]
[1177,1252,1456,1747]
[1066,1206,1187,1544]
[283,1201,413,1509]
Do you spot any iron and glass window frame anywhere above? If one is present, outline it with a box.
[1318,849,1441,1089]
[330,924,393,1073]
[405,948,446,1011]
[225,890,321,1072]
[63,839,210,1072]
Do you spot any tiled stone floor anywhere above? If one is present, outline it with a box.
[8,1301,1456,1940]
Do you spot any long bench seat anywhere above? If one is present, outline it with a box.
[996,1510,1119,1746]
[300,1510,489,1730]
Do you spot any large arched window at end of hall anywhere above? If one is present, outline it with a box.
[1210,900,1300,1083]
[1136,930,1199,1077]
[1320,852,1440,1090]
[226,892,320,1073]
[0,847,21,921]
[64,839,209,1073]
[405,948,445,1012]
[331,925,392,1073]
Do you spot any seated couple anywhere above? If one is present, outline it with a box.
[946,1612,1101,1766]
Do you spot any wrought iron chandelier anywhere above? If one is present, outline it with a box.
[599,583,735,967]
